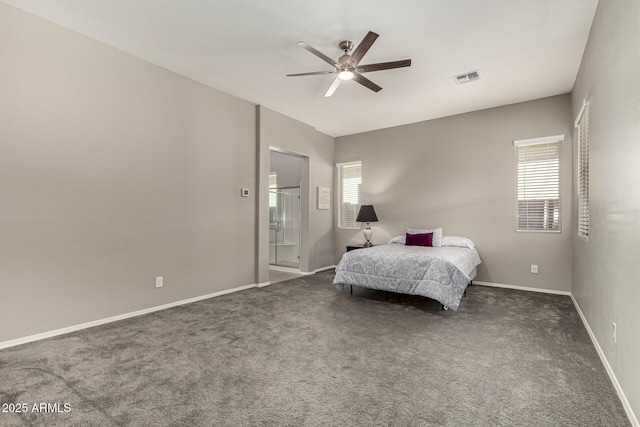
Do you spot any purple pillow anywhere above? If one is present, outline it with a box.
[405,232,433,247]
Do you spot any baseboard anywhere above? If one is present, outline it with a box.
[268,265,313,275]
[256,281,271,288]
[570,295,639,427]
[268,265,336,275]
[474,280,571,296]
[0,283,257,350]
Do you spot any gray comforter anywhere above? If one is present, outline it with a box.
[333,244,481,310]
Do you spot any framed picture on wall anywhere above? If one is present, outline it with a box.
[317,186,330,210]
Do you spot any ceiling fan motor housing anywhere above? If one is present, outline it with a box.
[338,41,354,68]
[338,54,352,66]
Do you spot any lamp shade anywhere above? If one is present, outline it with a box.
[356,205,378,223]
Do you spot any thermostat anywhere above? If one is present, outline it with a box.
[241,188,250,197]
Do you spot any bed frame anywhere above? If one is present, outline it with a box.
[349,280,474,310]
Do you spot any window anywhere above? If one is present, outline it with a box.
[575,98,590,240]
[514,135,564,232]
[338,161,361,228]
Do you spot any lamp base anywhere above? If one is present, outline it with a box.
[363,223,373,247]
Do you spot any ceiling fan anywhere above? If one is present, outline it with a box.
[287,31,411,97]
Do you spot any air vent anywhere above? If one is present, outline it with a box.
[454,70,480,85]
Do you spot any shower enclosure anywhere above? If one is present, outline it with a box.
[269,186,300,268]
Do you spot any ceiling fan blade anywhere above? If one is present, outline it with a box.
[324,77,342,97]
[298,41,340,68]
[357,59,411,73]
[287,70,336,77]
[350,31,379,65]
[353,74,382,93]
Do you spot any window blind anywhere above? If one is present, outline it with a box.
[338,162,361,228]
[514,136,563,232]
[576,99,590,240]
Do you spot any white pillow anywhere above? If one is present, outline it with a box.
[441,236,475,249]
[388,235,406,244]
[406,227,443,247]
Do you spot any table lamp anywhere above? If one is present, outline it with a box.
[356,205,378,247]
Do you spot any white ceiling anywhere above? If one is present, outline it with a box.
[4,0,598,137]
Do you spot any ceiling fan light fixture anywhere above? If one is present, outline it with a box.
[338,69,354,80]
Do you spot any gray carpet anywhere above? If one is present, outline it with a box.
[0,271,630,426]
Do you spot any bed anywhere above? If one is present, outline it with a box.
[333,236,481,310]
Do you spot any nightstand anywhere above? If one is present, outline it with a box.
[346,244,375,252]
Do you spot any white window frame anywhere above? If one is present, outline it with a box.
[575,97,590,241]
[337,161,361,229]
[514,135,564,233]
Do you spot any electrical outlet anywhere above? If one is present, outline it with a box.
[613,322,617,343]
[155,276,163,288]
[531,264,538,274]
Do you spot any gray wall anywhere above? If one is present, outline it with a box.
[0,4,257,342]
[571,0,640,420]
[257,107,335,281]
[335,95,573,292]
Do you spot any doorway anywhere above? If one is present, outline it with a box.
[269,150,303,269]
